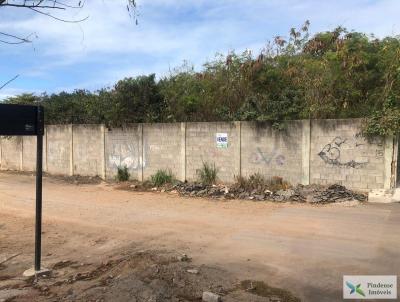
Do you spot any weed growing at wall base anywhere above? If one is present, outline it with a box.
[117,166,130,182]
[151,169,174,187]
[197,162,218,185]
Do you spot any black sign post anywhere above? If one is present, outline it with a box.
[0,104,45,274]
[34,106,44,272]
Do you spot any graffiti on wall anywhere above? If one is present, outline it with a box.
[318,137,368,168]
[250,147,285,166]
[108,142,146,170]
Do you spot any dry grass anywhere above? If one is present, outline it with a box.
[234,173,291,192]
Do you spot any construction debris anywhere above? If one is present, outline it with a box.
[118,174,367,204]
[177,254,191,262]
[309,184,367,203]
[168,182,367,204]
[202,291,222,302]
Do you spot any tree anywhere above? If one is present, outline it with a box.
[3,24,400,135]
[107,75,165,126]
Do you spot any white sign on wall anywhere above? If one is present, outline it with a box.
[216,133,228,148]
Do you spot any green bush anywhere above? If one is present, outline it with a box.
[151,169,174,187]
[6,24,400,136]
[117,166,130,182]
[362,97,400,136]
[197,162,218,185]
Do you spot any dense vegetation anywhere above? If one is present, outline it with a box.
[4,23,400,135]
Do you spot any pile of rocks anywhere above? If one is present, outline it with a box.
[168,182,367,204]
[172,183,229,198]
[307,184,367,203]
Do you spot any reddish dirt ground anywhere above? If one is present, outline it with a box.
[1,172,399,301]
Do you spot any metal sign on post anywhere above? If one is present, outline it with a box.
[0,104,45,275]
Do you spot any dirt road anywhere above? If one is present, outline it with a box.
[1,172,399,301]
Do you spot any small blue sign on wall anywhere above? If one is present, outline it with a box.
[216,133,228,148]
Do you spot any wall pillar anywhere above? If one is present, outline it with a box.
[234,121,241,179]
[180,122,186,182]
[20,137,24,171]
[44,127,48,172]
[384,136,395,189]
[69,124,74,176]
[101,125,106,179]
[392,136,399,188]
[0,137,2,169]
[301,119,311,185]
[138,124,144,182]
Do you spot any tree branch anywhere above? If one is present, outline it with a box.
[0,32,33,44]
[0,0,88,43]
[0,74,19,90]
[29,6,89,23]
[0,0,86,9]
[1,3,64,9]
[0,0,137,44]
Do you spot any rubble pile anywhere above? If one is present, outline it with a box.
[168,182,367,204]
[307,184,367,203]
[172,183,229,198]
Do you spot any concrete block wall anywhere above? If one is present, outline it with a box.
[105,125,142,180]
[72,125,104,177]
[46,125,71,175]
[0,119,397,190]
[22,136,39,171]
[240,121,305,185]
[310,119,388,190]
[0,137,22,170]
[186,122,239,183]
[143,123,183,181]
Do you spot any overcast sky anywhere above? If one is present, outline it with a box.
[0,0,399,98]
